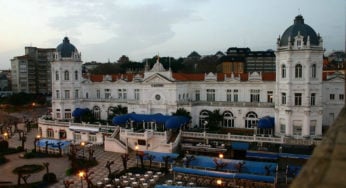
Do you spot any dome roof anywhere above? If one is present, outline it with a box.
[56,37,77,57]
[279,15,319,46]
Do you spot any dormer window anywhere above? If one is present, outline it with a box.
[297,40,302,48]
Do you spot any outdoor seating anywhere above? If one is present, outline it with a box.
[141,182,148,188]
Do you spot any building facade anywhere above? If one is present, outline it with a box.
[44,15,344,146]
[11,47,55,94]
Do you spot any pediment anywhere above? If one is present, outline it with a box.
[113,79,128,84]
[143,73,172,83]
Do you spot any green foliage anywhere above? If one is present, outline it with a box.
[42,173,57,183]
[207,109,223,131]
[65,168,73,176]
[1,93,47,106]
[172,108,191,119]
[16,146,24,151]
[13,164,44,174]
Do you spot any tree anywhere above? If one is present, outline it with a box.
[105,160,114,177]
[87,147,95,161]
[235,161,246,173]
[56,142,63,156]
[162,156,171,173]
[111,105,128,116]
[172,108,191,119]
[183,154,195,168]
[43,162,50,174]
[207,109,223,131]
[121,154,130,170]
[21,135,26,150]
[213,158,227,171]
[146,154,155,169]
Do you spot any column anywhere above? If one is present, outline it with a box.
[285,110,292,136]
[303,111,310,137]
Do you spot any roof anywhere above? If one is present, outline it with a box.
[56,37,77,57]
[280,15,320,46]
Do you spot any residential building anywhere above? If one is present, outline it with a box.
[11,47,55,94]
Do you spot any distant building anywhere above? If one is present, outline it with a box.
[11,47,55,94]
[0,70,12,97]
[219,47,275,73]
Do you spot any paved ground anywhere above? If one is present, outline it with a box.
[1,122,137,188]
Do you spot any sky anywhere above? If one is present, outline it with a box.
[0,0,345,69]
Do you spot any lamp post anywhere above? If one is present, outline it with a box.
[203,120,208,144]
[135,145,139,168]
[78,171,85,188]
[81,142,85,159]
[217,179,222,187]
[219,153,224,160]
[3,132,8,141]
[34,135,41,152]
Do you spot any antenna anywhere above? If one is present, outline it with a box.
[298,8,301,15]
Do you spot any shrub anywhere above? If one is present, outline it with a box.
[0,154,7,164]
[65,168,73,176]
[13,164,44,174]
[0,140,9,152]
[42,173,57,183]
[16,146,24,151]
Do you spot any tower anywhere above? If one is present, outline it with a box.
[275,15,324,137]
[51,37,82,120]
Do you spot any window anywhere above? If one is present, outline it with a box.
[64,90,70,99]
[93,106,101,120]
[294,93,302,106]
[56,90,60,99]
[74,133,81,142]
[330,94,335,100]
[267,91,273,103]
[295,64,302,78]
[293,121,302,136]
[280,119,285,134]
[199,110,209,127]
[195,90,200,101]
[245,111,258,129]
[339,94,344,101]
[96,89,100,99]
[297,40,302,48]
[65,109,71,119]
[234,89,239,102]
[226,89,232,102]
[47,128,54,138]
[134,89,140,100]
[56,109,61,119]
[88,134,97,142]
[310,93,316,106]
[206,89,215,101]
[86,92,89,99]
[55,71,59,80]
[223,111,234,128]
[118,89,127,99]
[250,89,260,102]
[59,130,67,139]
[310,120,316,136]
[74,70,78,80]
[64,70,69,80]
[281,65,286,78]
[105,89,111,99]
[311,64,317,78]
[75,89,79,99]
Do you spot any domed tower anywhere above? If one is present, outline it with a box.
[51,37,82,120]
[275,15,323,138]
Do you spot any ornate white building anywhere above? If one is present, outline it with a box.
[39,15,344,152]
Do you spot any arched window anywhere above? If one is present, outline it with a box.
[245,111,258,129]
[281,64,286,78]
[223,111,234,128]
[199,110,209,128]
[107,107,115,120]
[47,128,54,138]
[55,71,59,80]
[295,64,302,78]
[311,64,317,78]
[64,70,69,80]
[93,106,101,120]
[74,70,78,80]
[59,130,66,139]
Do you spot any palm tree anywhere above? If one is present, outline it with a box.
[121,154,130,170]
[56,142,63,156]
[88,147,95,161]
[207,109,223,131]
[146,154,155,169]
[111,105,128,116]
[105,160,114,177]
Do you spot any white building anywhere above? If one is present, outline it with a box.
[39,15,344,153]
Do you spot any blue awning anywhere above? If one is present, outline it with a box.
[143,151,179,163]
[37,139,71,149]
[232,142,250,150]
[172,167,275,183]
[112,113,190,129]
[72,108,90,117]
[258,116,274,129]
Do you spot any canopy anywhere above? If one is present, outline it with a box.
[172,167,275,183]
[36,139,71,149]
[232,142,250,150]
[258,116,275,129]
[112,113,190,129]
[72,108,90,117]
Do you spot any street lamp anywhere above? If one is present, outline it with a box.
[217,179,222,187]
[135,145,139,168]
[81,142,85,159]
[3,132,8,141]
[78,171,85,188]
[219,153,224,159]
[34,135,41,152]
